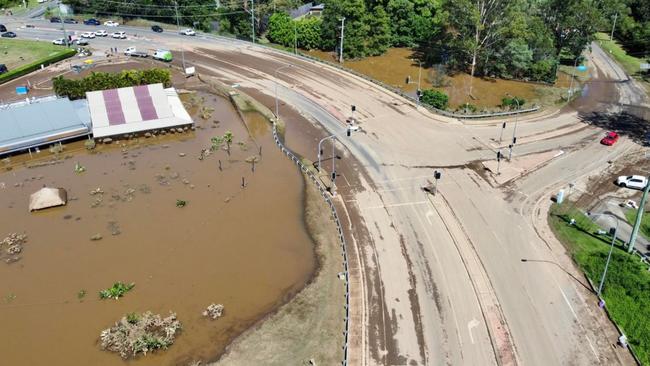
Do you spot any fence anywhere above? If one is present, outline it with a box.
[270,121,351,366]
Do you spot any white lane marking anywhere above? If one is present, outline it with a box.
[361,201,429,210]
[559,287,578,320]
[468,318,480,344]
[425,210,435,226]
[585,335,599,359]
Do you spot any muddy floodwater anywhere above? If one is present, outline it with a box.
[307,48,575,109]
[0,91,315,365]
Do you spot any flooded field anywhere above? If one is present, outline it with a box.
[0,90,316,365]
[307,48,576,109]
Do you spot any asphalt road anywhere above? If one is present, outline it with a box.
[1,16,646,366]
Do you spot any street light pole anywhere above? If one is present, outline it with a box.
[174,1,186,71]
[588,212,619,297]
[628,176,650,252]
[317,135,335,172]
[505,93,519,159]
[274,64,293,121]
[339,17,345,63]
[568,57,578,99]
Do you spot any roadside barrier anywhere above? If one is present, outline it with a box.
[271,122,351,366]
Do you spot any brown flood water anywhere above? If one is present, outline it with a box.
[0,91,315,365]
[307,48,574,108]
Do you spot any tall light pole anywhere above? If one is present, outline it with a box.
[174,1,186,71]
[274,64,293,121]
[505,93,519,160]
[587,212,619,297]
[610,12,618,41]
[628,177,650,252]
[250,0,255,43]
[293,22,297,55]
[339,17,345,63]
[568,57,579,99]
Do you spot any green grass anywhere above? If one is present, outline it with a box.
[549,204,650,364]
[595,32,644,76]
[625,209,650,241]
[0,39,66,70]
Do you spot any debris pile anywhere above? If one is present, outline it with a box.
[100,311,182,359]
[202,303,224,320]
[1,233,27,263]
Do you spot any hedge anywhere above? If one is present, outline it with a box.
[0,48,76,85]
[52,69,172,100]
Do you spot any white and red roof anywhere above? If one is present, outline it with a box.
[87,83,192,138]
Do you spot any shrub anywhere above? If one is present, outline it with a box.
[501,96,526,109]
[457,103,477,113]
[99,282,135,300]
[100,311,181,359]
[0,48,76,85]
[52,69,172,100]
[420,89,449,110]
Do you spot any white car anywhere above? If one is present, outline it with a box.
[124,46,136,55]
[617,175,648,190]
[81,32,95,39]
[180,28,195,36]
[95,30,108,37]
[52,38,67,45]
[111,31,126,39]
[104,21,119,27]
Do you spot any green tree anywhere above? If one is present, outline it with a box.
[296,17,323,50]
[387,0,416,46]
[267,12,294,46]
[542,0,602,59]
[420,89,449,109]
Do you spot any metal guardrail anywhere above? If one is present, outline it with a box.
[270,121,351,366]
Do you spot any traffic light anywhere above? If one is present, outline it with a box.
[512,136,517,144]
[416,89,422,97]
[351,105,356,112]
[497,151,502,161]
[346,127,351,137]
[502,122,506,129]
[434,170,442,180]
[405,76,411,84]
[331,171,336,180]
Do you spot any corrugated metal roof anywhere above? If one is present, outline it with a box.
[0,98,91,154]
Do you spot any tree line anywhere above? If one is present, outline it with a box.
[64,0,648,82]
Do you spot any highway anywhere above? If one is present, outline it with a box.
[1,16,646,365]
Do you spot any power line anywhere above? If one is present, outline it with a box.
[91,9,248,18]
[85,0,244,9]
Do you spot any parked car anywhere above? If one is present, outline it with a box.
[601,131,619,146]
[151,25,163,33]
[617,175,648,190]
[104,20,119,27]
[153,49,172,62]
[81,32,95,38]
[124,47,148,58]
[180,28,195,36]
[111,31,126,39]
[0,64,8,75]
[52,38,69,45]
[95,30,108,37]
[1,32,16,38]
[0,24,6,32]
[73,38,88,45]
[50,17,61,23]
[84,18,100,26]
[63,18,78,24]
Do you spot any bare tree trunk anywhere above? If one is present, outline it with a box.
[469,23,479,98]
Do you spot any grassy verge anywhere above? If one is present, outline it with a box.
[0,40,75,84]
[549,204,650,364]
[595,32,644,77]
[213,177,345,365]
[624,209,650,241]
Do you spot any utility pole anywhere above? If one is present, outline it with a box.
[174,1,186,71]
[628,177,650,252]
[294,22,298,54]
[339,17,345,63]
[58,1,68,47]
[610,12,618,41]
[251,0,255,43]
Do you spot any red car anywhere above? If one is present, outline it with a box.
[601,131,619,146]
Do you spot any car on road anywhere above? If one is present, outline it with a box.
[124,46,148,57]
[617,175,648,190]
[111,31,126,39]
[180,28,195,36]
[151,25,163,33]
[104,21,119,27]
[153,49,172,62]
[52,38,69,45]
[81,32,95,38]
[0,64,8,75]
[1,31,16,38]
[0,24,6,32]
[50,17,61,23]
[63,18,78,24]
[95,30,108,37]
[84,18,100,26]
[73,38,89,46]
[601,131,619,146]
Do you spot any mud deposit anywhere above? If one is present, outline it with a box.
[0,92,315,365]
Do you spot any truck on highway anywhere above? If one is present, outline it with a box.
[153,49,172,62]
[124,47,148,58]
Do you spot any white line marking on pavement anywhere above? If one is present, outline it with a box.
[585,335,599,359]
[467,318,480,344]
[559,287,578,320]
[361,201,429,210]
[425,210,435,226]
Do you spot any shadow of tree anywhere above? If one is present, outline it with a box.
[579,110,650,146]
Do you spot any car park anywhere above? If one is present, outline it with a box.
[0,64,8,75]
[151,25,163,33]
[180,28,195,36]
[84,18,100,26]
[104,21,119,27]
[95,30,108,37]
[64,18,78,24]
[0,24,6,32]
[111,31,126,39]
[617,175,648,190]
[81,32,95,38]
[601,131,619,146]
[50,17,61,23]
[1,32,16,38]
